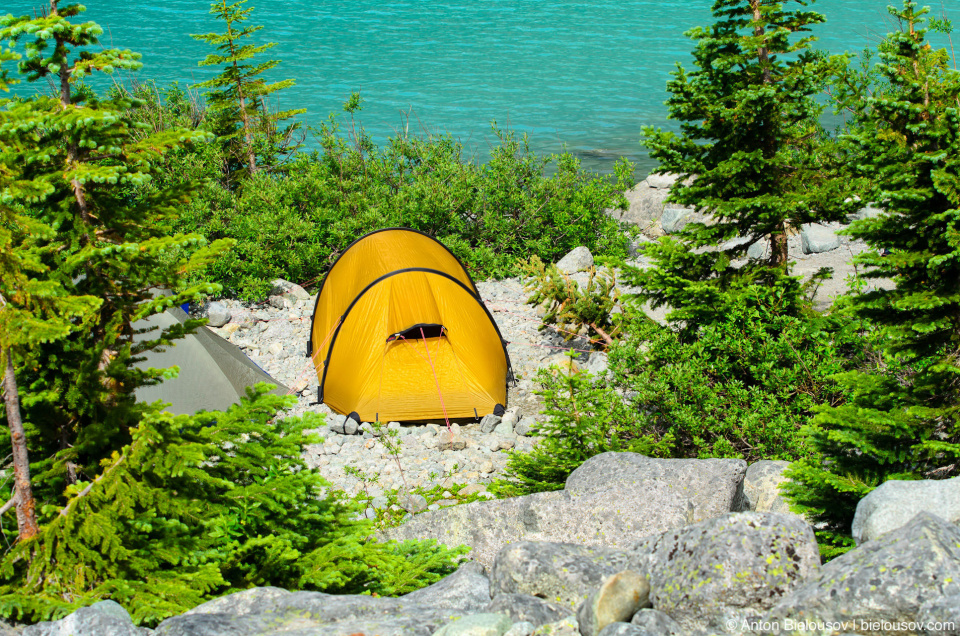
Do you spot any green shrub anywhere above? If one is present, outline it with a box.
[157,99,632,299]
[493,283,868,496]
[0,386,464,626]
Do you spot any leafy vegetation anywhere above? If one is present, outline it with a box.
[159,99,634,299]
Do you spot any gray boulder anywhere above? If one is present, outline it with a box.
[849,205,884,222]
[557,247,594,275]
[800,224,840,254]
[598,611,684,636]
[919,594,960,635]
[630,609,683,635]
[609,182,670,237]
[481,414,502,434]
[563,453,746,522]
[660,206,699,234]
[485,594,570,627]
[386,453,747,568]
[582,353,609,377]
[515,417,538,437]
[632,512,819,634]
[23,601,146,636]
[852,476,960,545]
[530,616,579,635]
[645,173,679,190]
[742,460,793,515]
[155,590,473,636]
[269,278,311,301]
[504,623,536,636]
[596,625,644,636]
[577,571,650,636]
[767,512,960,632]
[432,613,513,636]
[403,561,491,611]
[747,239,769,260]
[490,542,638,611]
[204,301,231,327]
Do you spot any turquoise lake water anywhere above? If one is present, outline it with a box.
[4,1,953,174]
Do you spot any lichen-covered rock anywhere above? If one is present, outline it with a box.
[154,591,469,636]
[645,173,679,190]
[204,301,231,327]
[660,206,701,234]
[631,512,819,634]
[743,460,793,515]
[577,571,651,636]
[609,181,670,237]
[386,453,747,568]
[485,594,570,627]
[852,476,960,544]
[23,601,146,636]
[181,586,289,616]
[490,542,638,611]
[630,609,684,635]
[269,278,310,301]
[530,616,579,636]
[504,622,536,636]
[767,513,960,635]
[918,594,960,636]
[403,561,491,611]
[596,624,644,636]
[432,613,513,636]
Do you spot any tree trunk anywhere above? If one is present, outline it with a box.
[769,230,789,268]
[2,348,39,541]
[750,0,772,85]
[55,25,91,224]
[237,88,258,176]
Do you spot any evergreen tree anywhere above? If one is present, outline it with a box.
[0,1,232,503]
[0,386,464,625]
[634,0,848,325]
[0,45,102,540]
[784,2,960,558]
[192,0,305,182]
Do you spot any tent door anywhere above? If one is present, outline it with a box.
[386,323,447,342]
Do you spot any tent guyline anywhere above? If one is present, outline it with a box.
[307,228,511,423]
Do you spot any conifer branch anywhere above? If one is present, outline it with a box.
[59,455,126,518]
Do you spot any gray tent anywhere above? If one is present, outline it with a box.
[133,303,288,415]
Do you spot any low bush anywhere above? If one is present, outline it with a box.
[129,86,634,299]
[492,282,870,496]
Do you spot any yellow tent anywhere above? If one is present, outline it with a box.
[308,228,511,422]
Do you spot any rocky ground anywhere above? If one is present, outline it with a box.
[202,276,606,503]
[26,454,960,636]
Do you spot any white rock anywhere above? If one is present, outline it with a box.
[556,247,594,274]
[645,172,679,189]
[852,476,960,544]
[800,223,840,254]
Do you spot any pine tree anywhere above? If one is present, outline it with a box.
[192,0,305,182]
[783,2,960,558]
[0,386,464,625]
[0,1,232,503]
[634,0,849,325]
[0,44,102,540]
